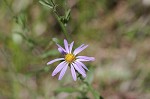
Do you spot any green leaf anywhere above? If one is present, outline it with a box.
[52,38,59,43]
[39,0,53,9]
[65,9,71,20]
[55,87,79,93]
[14,13,27,29]
[41,50,59,58]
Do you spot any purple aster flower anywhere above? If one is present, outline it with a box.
[47,39,95,81]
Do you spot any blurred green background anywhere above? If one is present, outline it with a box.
[0,0,150,99]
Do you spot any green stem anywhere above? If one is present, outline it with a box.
[49,0,71,41]
[53,11,71,42]
[82,79,100,99]
[87,83,99,99]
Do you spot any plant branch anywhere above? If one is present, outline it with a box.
[53,11,71,42]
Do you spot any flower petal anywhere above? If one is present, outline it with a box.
[76,58,93,62]
[69,41,74,53]
[72,63,86,78]
[75,61,89,71]
[47,58,64,65]
[52,61,66,76]
[56,44,65,51]
[64,39,69,53]
[75,61,88,70]
[58,48,66,55]
[71,64,77,81]
[73,45,88,55]
[73,44,84,53]
[76,56,95,61]
[58,63,68,80]
[56,44,66,54]
[74,61,86,73]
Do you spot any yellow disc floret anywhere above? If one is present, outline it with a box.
[65,54,76,63]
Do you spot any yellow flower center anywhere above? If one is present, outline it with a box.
[65,54,76,63]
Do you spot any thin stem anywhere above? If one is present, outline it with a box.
[53,11,71,42]
[88,83,99,99]
[84,81,100,99]
[49,0,71,42]
[78,75,100,99]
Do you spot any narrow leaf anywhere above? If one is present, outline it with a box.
[65,9,71,20]
[39,0,53,9]
[40,50,59,58]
